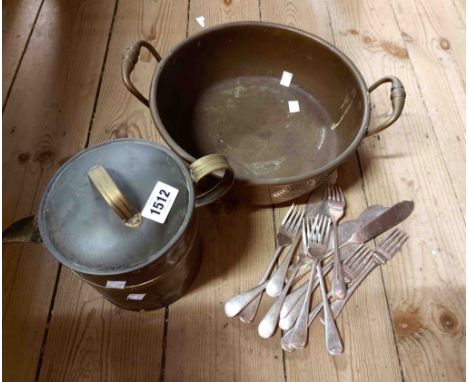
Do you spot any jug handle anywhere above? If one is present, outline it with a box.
[3,216,42,244]
[121,40,161,107]
[88,165,142,228]
[189,154,235,207]
[367,76,406,136]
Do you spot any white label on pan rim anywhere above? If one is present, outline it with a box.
[105,280,127,289]
[127,294,146,301]
[280,71,293,87]
[288,100,300,113]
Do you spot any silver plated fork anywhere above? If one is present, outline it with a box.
[224,204,303,320]
[279,244,368,331]
[327,183,347,299]
[322,229,408,322]
[281,245,372,352]
[282,229,408,351]
[257,218,309,338]
[287,214,332,349]
[280,241,361,320]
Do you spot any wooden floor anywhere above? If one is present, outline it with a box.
[3,0,465,381]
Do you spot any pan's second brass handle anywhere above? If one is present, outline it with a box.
[88,166,142,228]
[121,40,161,107]
[367,76,406,136]
[189,154,235,207]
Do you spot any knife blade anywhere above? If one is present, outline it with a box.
[347,200,414,244]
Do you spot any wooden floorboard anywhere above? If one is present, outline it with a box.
[37,1,189,380]
[2,0,44,105]
[390,0,466,216]
[325,0,466,380]
[452,0,466,24]
[2,0,116,381]
[3,0,465,381]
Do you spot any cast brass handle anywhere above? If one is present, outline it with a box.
[367,76,406,136]
[88,166,142,228]
[121,40,161,107]
[189,154,235,207]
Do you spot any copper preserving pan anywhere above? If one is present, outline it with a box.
[122,22,406,205]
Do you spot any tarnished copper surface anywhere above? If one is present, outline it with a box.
[122,22,405,205]
[76,217,201,310]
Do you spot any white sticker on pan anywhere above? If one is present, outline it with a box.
[288,100,300,113]
[105,280,127,289]
[196,16,206,27]
[127,294,146,301]
[142,181,179,224]
[280,71,293,87]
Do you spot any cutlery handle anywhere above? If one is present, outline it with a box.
[285,259,309,283]
[288,261,318,348]
[331,221,347,299]
[281,253,344,319]
[282,290,333,350]
[266,236,300,297]
[316,263,343,355]
[282,263,323,316]
[259,246,284,284]
[227,246,284,322]
[329,262,377,320]
[224,281,267,317]
[258,260,302,338]
[281,329,295,352]
[279,293,303,330]
[281,279,308,318]
[239,292,262,323]
[307,294,326,326]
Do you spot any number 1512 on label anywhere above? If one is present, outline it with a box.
[142,181,179,224]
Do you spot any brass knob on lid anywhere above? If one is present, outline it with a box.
[88,165,142,228]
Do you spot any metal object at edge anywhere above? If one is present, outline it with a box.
[2,139,234,311]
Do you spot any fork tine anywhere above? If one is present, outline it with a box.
[310,215,318,239]
[337,185,345,203]
[313,214,327,245]
[353,249,374,275]
[306,216,312,242]
[284,205,298,230]
[322,217,332,246]
[308,216,315,242]
[286,205,302,231]
[387,234,408,256]
[318,214,327,228]
[383,230,408,254]
[301,219,308,254]
[342,246,363,266]
[325,217,332,243]
[281,203,295,226]
[291,208,305,233]
[345,245,369,269]
[381,229,403,251]
[316,215,325,242]
[332,184,337,201]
